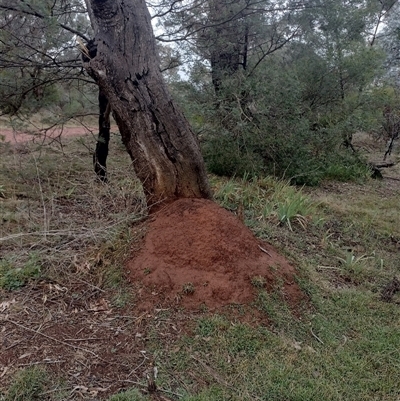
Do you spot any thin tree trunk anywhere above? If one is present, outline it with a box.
[208,0,241,94]
[93,89,111,181]
[85,0,211,208]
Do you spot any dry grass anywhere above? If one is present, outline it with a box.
[1,133,147,282]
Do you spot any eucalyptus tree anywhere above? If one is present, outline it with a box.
[0,0,212,206]
[293,0,394,149]
[82,0,211,206]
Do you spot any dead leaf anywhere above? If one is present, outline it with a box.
[0,299,16,312]
[88,298,110,312]
[18,353,32,359]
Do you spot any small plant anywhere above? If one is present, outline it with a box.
[251,275,267,289]
[0,254,42,291]
[276,191,313,231]
[213,178,240,209]
[337,251,374,274]
[182,282,195,295]
[111,290,131,308]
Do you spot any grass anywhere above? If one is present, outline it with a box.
[108,388,147,401]
[1,133,400,400]
[3,367,47,401]
[140,288,400,401]
[0,252,42,290]
[212,175,319,231]
[0,133,146,287]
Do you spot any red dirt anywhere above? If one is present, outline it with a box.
[127,198,306,312]
[0,126,95,144]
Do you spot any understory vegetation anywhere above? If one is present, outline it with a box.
[1,136,399,400]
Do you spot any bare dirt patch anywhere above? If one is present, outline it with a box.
[0,126,96,145]
[127,198,306,312]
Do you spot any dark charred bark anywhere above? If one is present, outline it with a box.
[85,0,211,208]
[81,39,111,182]
[93,89,111,181]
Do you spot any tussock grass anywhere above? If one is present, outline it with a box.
[212,175,320,231]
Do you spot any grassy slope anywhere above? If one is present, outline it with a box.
[0,134,399,401]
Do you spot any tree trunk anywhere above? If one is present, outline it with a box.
[85,0,211,208]
[93,88,111,182]
[208,0,242,94]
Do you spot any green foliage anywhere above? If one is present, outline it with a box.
[202,132,264,178]
[4,367,47,401]
[196,56,377,185]
[226,324,263,357]
[337,251,376,280]
[196,315,230,337]
[0,1,96,130]
[323,155,372,182]
[171,0,388,186]
[0,253,42,291]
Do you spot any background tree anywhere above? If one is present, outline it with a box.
[154,0,305,94]
[168,0,396,184]
[0,0,94,119]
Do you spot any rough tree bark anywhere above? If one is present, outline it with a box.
[84,0,211,207]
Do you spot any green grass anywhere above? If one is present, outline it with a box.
[141,287,400,401]
[212,175,320,231]
[108,388,148,401]
[0,252,42,290]
[4,367,47,401]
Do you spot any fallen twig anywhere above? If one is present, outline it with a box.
[258,245,272,257]
[18,359,65,367]
[310,328,324,345]
[5,318,99,357]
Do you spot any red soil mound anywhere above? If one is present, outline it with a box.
[127,198,305,311]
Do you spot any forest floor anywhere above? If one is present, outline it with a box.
[0,128,399,401]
